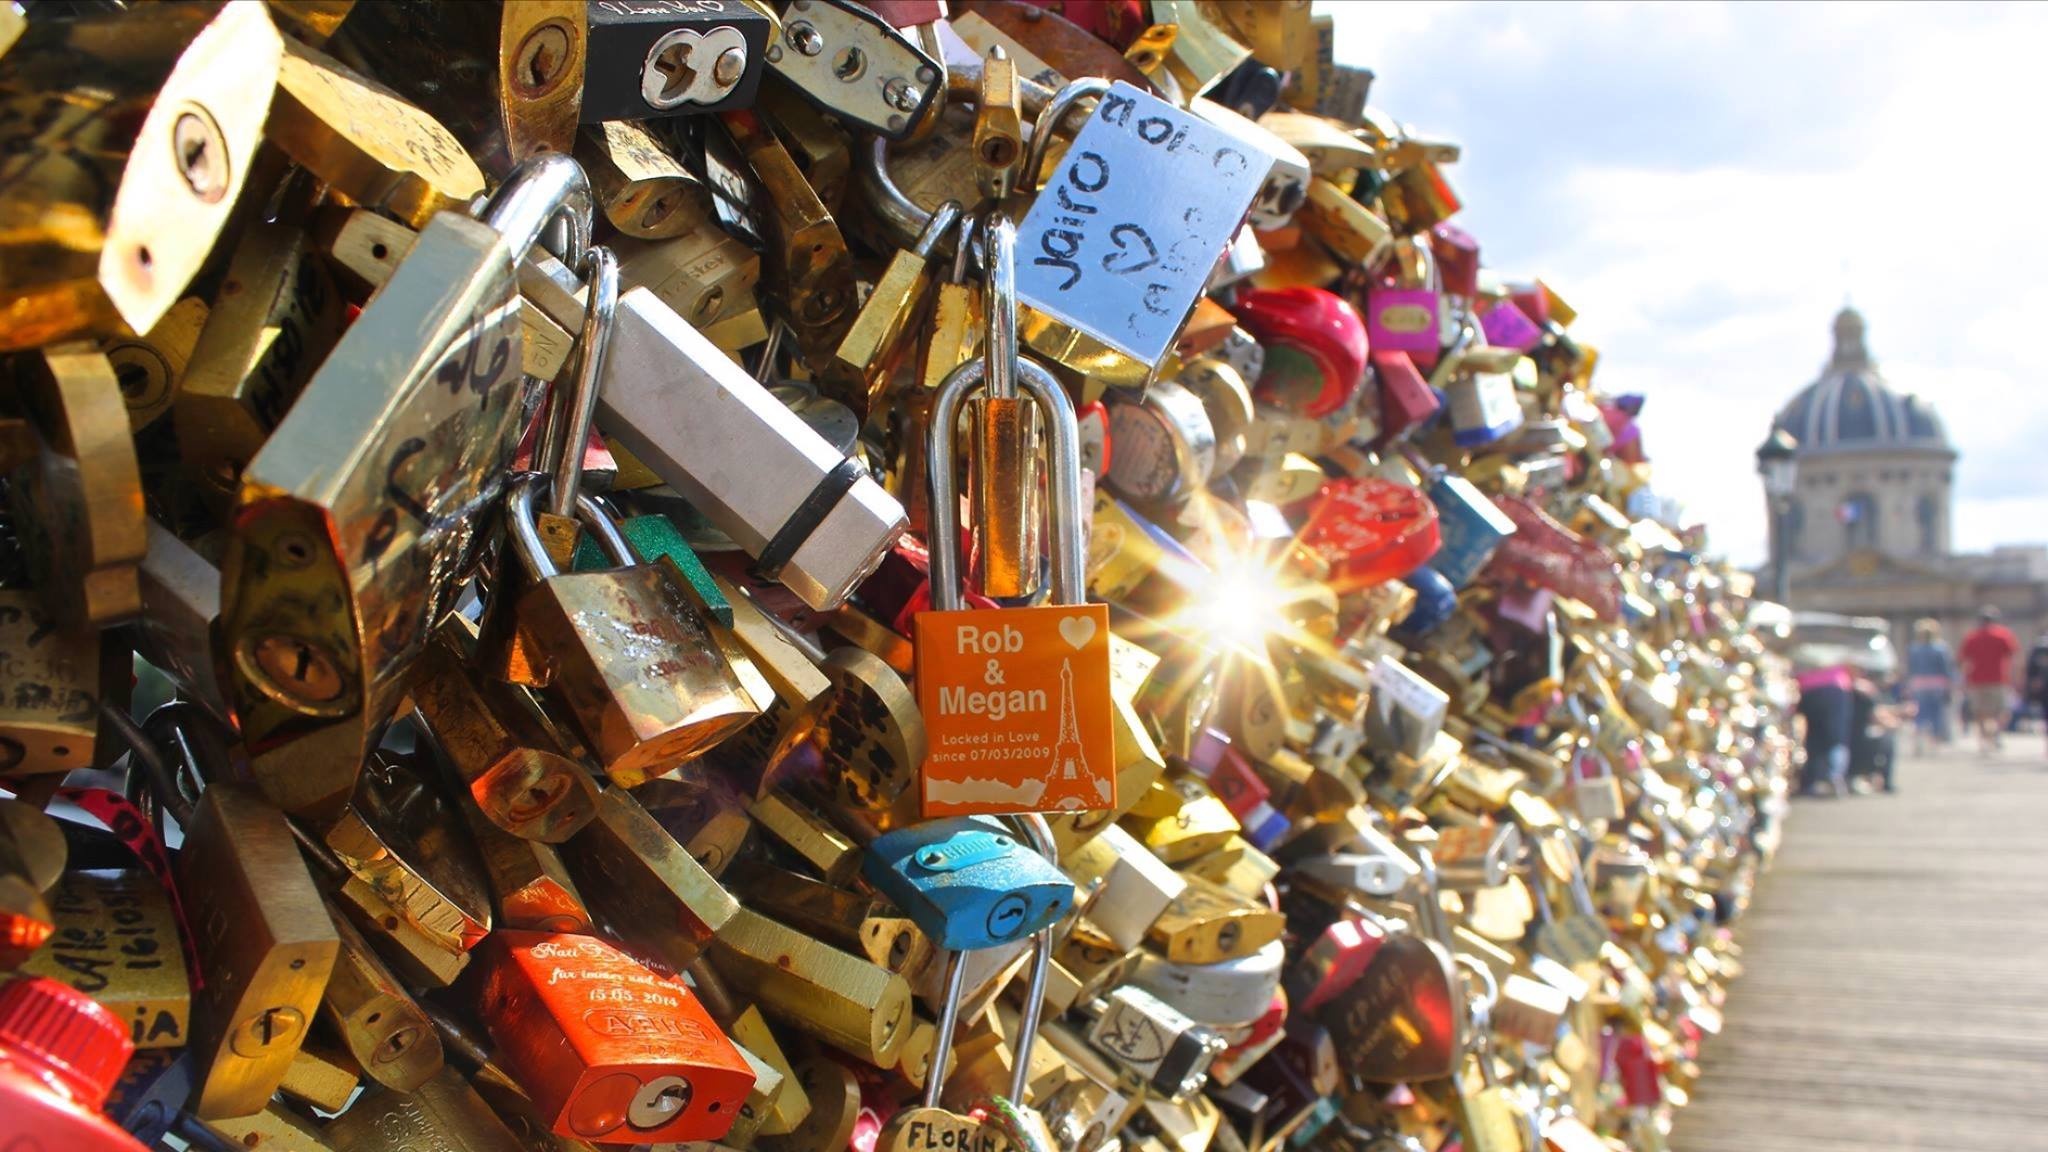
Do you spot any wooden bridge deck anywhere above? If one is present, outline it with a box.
[1671,740,2048,1151]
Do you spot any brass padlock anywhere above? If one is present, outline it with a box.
[320,902,444,1092]
[409,616,601,844]
[179,784,339,1120]
[7,343,147,628]
[0,3,281,348]
[219,154,592,821]
[174,222,346,504]
[0,592,101,776]
[329,3,587,178]
[562,786,739,971]
[500,475,760,789]
[708,908,914,1068]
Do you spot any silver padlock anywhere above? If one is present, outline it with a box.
[520,258,908,611]
[1084,984,1228,1103]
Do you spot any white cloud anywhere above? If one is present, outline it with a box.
[1321,1,2048,566]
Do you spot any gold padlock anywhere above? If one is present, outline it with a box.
[709,907,914,1068]
[0,3,281,348]
[8,343,147,628]
[320,902,445,1092]
[180,783,339,1120]
[175,222,346,504]
[562,786,739,969]
[0,593,101,776]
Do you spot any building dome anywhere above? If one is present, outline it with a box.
[1772,308,1950,457]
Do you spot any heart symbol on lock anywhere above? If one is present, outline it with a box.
[1325,933,1462,1084]
[1058,615,1097,651]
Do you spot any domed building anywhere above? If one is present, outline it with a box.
[1764,308,2048,649]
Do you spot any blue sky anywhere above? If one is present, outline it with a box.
[1326,1,2048,566]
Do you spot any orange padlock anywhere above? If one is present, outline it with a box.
[912,217,1115,819]
[476,930,754,1145]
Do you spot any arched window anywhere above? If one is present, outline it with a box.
[1842,492,1879,551]
[1918,493,1942,556]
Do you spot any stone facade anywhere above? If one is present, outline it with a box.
[1765,310,2048,652]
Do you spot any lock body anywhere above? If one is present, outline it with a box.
[479,931,755,1145]
[864,816,1076,950]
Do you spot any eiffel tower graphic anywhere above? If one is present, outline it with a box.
[1047,658,1103,808]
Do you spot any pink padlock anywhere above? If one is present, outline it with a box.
[1365,239,1443,359]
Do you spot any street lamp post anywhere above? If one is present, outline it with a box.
[1756,429,1799,604]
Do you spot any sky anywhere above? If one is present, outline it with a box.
[1322,1,2048,568]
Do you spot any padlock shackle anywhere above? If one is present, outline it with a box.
[481,153,595,275]
[1002,813,1058,1105]
[506,473,637,581]
[922,949,971,1110]
[538,246,619,520]
[924,355,1085,611]
[1019,77,1112,204]
[983,216,1018,402]
[859,61,1058,247]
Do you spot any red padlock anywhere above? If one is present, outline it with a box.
[1371,350,1440,441]
[1428,223,1481,299]
[477,931,755,1146]
[1294,478,1442,593]
[1614,1032,1664,1109]
[1234,287,1369,420]
[1285,917,1388,1015]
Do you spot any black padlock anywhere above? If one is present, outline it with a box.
[583,2,773,123]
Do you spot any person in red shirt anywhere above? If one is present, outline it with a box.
[1957,607,2019,754]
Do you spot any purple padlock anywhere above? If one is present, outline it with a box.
[1479,298,1543,352]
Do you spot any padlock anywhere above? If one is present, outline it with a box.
[915,217,1115,817]
[18,868,188,1052]
[174,222,345,505]
[1145,875,1284,966]
[410,616,601,844]
[322,753,494,988]
[1104,378,1218,508]
[1563,729,1626,824]
[562,786,739,971]
[707,907,914,1068]
[220,153,593,821]
[767,0,942,140]
[477,930,755,1145]
[576,121,718,240]
[863,816,1076,951]
[7,343,148,629]
[1283,916,1387,1016]
[1061,823,1186,953]
[1364,239,1442,358]
[1011,79,1278,389]
[99,296,207,434]
[725,860,929,977]
[0,799,62,964]
[831,199,963,411]
[1429,821,1524,893]
[1233,287,1369,421]
[749,792,862,886]
[0,593,100,776]
[1130,939,1285,1031]
[721,107,861,374]
[1085,984,1229,1103]
[0,3,280,348]
[875,951,1005,1152]
[325,1067,528,1152]
[334,3,585,178]
[1448,970,1528,1152]
[319,902,444,1093]
[279,1044,362,1114]
[500,475,761,789]
[178,784,339,1120]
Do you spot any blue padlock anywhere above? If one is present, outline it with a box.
[1427,473,1517,588]
[1393,564,1458,640]
[862,816,1076,951]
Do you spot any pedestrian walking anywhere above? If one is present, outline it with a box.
[1958,607,2019,756]
[1795,663,1853,795]
[1904,618,1954,756]
[2025,636,2048,758]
